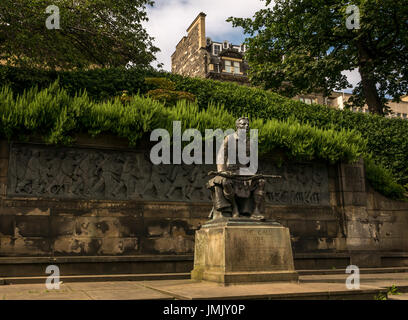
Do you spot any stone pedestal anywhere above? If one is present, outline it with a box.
[191,218,299,284]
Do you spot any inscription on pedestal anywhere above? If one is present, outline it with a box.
[227,227,293,271]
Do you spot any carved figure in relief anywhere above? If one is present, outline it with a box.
[165,166,189,199]
[186,166,209,200]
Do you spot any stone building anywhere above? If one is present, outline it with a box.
[172,13,408,118]
[171,12,249,85]
[295,92,408,119]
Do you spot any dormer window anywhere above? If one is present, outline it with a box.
[213,43,221,55]
[240,44,246,52]
[223,41,229,49]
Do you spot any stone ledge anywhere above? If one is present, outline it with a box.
[199,270,299,284]
[0,255,194,264]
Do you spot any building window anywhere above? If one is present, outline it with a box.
[225,60,232,73]
[213,44,221,55]
[234,61,240,74]
[304,98,312,104]
[224,60,240,74]
[403,113,407,119]
[223,41,229,49]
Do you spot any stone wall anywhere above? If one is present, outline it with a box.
[0,137,407,270]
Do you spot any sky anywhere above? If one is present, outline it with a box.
[144,0,360,93]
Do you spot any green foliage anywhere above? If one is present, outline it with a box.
[0,82,366,167]
[147,89,196,106]
[1,66,407,196]
[145,78,196,106]
[0,0,159,70]
[388,285,401,296]
[374,285,401,300]
[0,66,160,101]
[145,78,176,91]
[228,0,408,115]
[374,292,387,300]
[365,158,406,200]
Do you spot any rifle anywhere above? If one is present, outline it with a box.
[208,171,281,181]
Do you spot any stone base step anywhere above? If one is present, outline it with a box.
[0,273,190,285]
[2,268,408,285]
[388,293,408,300]
[298,266,408,275]
[1,254,408,281]
[0,278,388,300]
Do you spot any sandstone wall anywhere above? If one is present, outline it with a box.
[171,14,207,78]
[0,137,407,269]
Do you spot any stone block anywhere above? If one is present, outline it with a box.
[0,158,8,177]
[142,219,195,254]
[0,236,52,256]
[117,216,144,237]
[0,215,14,236]
[339,162,366,193]
[50,216,75,237]
[326,221,339,238]
[53,237,139,255]
[342,191,367,206]
[143,204,190,218]
[0,140,9,158]
[74,217,122,238]
[191,219,298,284]
[350,253,381,268]
[15,216,50,237]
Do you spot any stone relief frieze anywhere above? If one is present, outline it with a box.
[7,144,329,205]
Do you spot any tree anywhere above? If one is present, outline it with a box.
[228,0,408,115]
[0,0,159,70]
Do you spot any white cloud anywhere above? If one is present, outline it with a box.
[144,0,269,71]
[341,69,361,93]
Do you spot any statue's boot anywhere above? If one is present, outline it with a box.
[231,198,240,218]
[251,195,265,220]
[214,186,231,211]
[212,209,223,220]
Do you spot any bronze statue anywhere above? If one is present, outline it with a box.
[207,117,280,220]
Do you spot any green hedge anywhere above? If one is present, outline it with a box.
[364,158,406,200]
[0,66,158,101]
[0,66,407,196]
[0,81,367,162]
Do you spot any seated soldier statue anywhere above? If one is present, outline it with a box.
[207,117,270,221]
